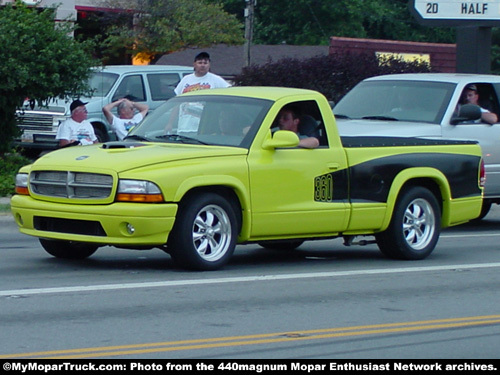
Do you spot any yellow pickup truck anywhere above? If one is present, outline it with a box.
[11,87,484,270]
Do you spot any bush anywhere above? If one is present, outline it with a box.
[0,152,32,197]
[233,51,432,103]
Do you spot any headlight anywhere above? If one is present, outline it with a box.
[116,179,164,202]
[15,173,29,195]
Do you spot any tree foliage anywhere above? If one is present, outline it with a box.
[102,0,244,62]
[0,2,97,154]
[233,52,432,103]
[211,0,455,45]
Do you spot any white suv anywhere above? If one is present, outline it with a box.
[15,65,193,156]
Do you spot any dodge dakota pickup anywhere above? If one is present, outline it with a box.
[334,73,500,219]
[11,87,484,270]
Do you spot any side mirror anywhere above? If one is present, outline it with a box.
[451,104,482,124]
[262,130,300,150]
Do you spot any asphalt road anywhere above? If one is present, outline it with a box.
[1,206,500,359]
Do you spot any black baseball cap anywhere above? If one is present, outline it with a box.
[70,99,88,112]
[194,52,210,61]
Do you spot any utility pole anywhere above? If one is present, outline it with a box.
[244,0,256,67]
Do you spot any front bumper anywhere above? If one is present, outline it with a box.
[10,195,178,246]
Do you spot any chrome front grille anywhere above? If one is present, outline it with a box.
[17,112,58,131]
[30,171,113,199]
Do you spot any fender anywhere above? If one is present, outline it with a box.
[173,175,252,240]
[381,167,451,231]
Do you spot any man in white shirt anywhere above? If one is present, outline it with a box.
[174,52,230,95]
[171,52,230,133]
[56,100,98,147]
[102,98,149,140]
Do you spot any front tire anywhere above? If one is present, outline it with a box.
[168,193,238,270]
[376,187,440,260]
[40,239,98,259]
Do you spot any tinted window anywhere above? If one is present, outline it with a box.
[112,75,146,102]
[89,72,119,97]
[147,73,180,100]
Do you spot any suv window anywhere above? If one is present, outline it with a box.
[112,75,146,102]
[147,73,180,100]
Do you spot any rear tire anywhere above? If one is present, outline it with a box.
[168,193,238,270]
[376,187,440,260]
[40,239,98,259]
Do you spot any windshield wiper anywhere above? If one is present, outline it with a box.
[124,134,151,141]
[156,134,208,145]
[361,115,399,121]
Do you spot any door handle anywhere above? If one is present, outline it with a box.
[328,163,339,170]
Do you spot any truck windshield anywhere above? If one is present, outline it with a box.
[89,72,119,97]
[127,95,272,148]
[334,80,456,124]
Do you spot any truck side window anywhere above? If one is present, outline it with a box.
[274,100,328,147]
[458,83,499,124]
[148,73,180,100]
[112,75,146,102]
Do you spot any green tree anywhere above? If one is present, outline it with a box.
[102,0,244,62]
[0,2,97,155]
[212,0,454,45]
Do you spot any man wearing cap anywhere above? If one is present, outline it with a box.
[174,52,230,95]
[168,52,230,133]
[463,84,498,124]
[56,99,98,147]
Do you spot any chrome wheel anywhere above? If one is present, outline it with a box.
[402,198,436,251]
[192,204,233,262]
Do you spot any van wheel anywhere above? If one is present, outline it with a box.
[376,187,440,260]
[168,193,238,270]
[40,239,98,259]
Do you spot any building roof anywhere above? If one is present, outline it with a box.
[156,44,329,78]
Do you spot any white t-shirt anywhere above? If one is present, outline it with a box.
[111,113,144,140]
[56,118,97,145]
[174,72,230,95]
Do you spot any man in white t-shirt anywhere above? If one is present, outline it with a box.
[174,52,230,95]
[171,52,230,133]
[56,100,98,147]
[103,98,149,140]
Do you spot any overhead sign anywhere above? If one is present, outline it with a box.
[411,0,500,26]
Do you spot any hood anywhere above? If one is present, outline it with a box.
[32,142,247,173]
[21,95,103,116]
[336,118,442,138]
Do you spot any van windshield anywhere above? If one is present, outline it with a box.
[89,72,119,97]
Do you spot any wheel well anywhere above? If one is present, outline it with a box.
[400,178,443,213]
[179,186,243,231]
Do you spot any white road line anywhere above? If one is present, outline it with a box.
[2,263,500,297]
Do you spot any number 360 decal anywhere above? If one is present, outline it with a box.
[314,174,333,202]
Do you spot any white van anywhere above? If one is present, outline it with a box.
[15,65,193,155]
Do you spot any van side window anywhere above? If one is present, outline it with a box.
[148,73,180,100]
[112,75,146,102]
